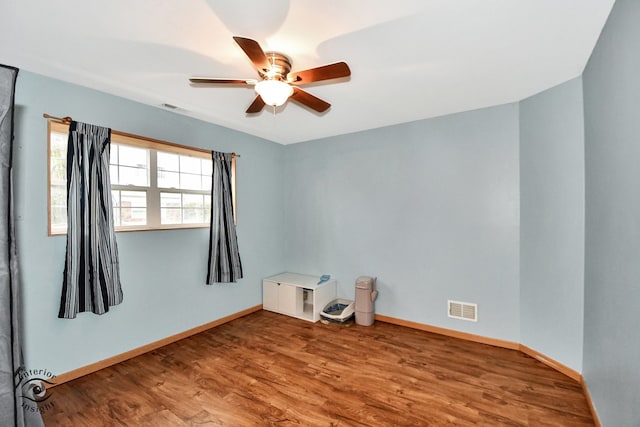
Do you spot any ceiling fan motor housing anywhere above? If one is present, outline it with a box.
[260,52,292,81]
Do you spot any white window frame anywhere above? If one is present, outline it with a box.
[47,121,237,236]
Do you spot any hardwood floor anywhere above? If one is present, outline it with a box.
[41,311,594,426]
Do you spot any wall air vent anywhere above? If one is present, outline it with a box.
[448,300,477,322]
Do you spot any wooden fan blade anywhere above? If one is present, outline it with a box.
[189,77,256,85]
[233,37,270,73]
[290,87,330,113]
[246,95,265,114]
[288,62,351,85]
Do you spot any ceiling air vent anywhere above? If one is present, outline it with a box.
[448,300,477,322]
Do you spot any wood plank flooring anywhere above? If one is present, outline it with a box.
[41,310,594,426]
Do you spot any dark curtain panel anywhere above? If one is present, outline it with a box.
[58,121,123,318]
[0,65,44,426]
[206,151,243,283]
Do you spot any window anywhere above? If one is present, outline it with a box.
[48,121,236,235]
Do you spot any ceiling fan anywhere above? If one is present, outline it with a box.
[190,37,351,114]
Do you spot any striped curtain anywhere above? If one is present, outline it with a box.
[1,64,45,427]
[58,121,123,318]
[206,151,243,283]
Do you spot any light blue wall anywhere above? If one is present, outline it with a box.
[583,0,640,425]
[18,28,639,425]
[519,77,585,372]
[283,105,521,342]
[13,71,285,376]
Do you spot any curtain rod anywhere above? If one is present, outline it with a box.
[43,113,73,124]
[42,113,241,158]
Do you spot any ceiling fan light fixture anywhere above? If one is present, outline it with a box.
[255,79,293,107]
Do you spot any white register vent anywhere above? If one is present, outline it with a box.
[448,300,478,322]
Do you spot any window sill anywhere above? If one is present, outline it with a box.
[49,223,210,237]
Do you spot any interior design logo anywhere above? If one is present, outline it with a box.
[14,366,57,413]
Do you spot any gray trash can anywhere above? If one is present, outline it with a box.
[355,276,378,326]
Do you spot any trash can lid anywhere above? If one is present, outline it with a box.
[356,276,374,289]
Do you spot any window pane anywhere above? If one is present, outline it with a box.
[110,143,119,165]
[121,191,146,207]
[202,159,212,176]
[158,170,179,189]
[50,159,66,184]
[118,165,148,186]
[112,207,121,227]
[51,207,67,229]
[183,193,204,209]
[160,192,181,208]
[121,208,146,226]
[183,208,206,224]
[118,145,148,168]
[204,195,211,223]
[110,165,119,185]
[120,191,146,226]
[202,175,212,191]
[183,194,205,223]
[51,185,67,208]
[111,190,120,207]
[180,156,201,174]
[160,193,209,224]
[160,193,181,224]
[161,208,182,224]
[180,172,202,190]
[50,183,67,232]
[111,190,121,226]
[50,132,67,159]
[157,152,179,172]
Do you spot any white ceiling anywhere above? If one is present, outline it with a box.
[1,0,614,145]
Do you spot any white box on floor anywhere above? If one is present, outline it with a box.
[263,272,337,322]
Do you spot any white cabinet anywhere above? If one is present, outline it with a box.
[263,281,300,315]
[263,273,337,322]
[262,280,281,312]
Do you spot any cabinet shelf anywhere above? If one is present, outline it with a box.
[263,273,337,323]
